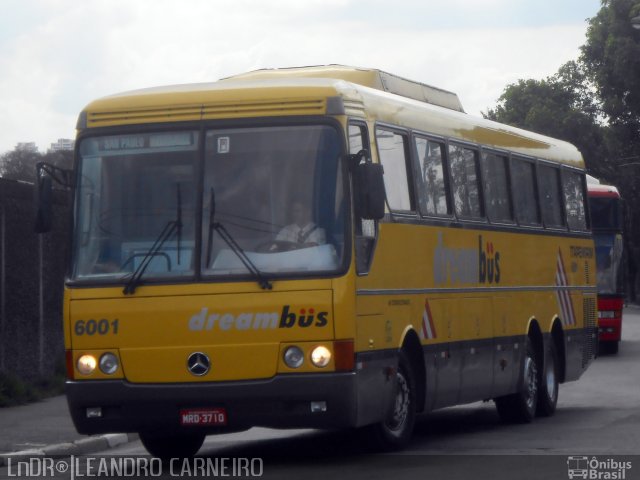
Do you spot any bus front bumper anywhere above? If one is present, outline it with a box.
[598,318,622,342]
[66,373,358,435]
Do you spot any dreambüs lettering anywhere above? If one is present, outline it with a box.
[433,233,501,286]
[189,306,328,331]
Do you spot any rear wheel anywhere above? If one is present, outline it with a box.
[536,338,559,417]
[364,350,416,450]
[495,337,538,423]
[139,431,206,460]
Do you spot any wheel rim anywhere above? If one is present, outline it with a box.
[524,355,538,410]
[386,370,410,432]
[545,352,557,400]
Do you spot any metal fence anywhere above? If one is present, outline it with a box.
[0,178,68,381]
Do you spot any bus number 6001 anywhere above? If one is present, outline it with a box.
[74,319,119,336]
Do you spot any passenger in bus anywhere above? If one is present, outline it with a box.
[271,200,326,250]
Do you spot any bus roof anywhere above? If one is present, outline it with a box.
[221,65,466,113]
[79,65,584,168]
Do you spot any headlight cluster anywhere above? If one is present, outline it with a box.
[76,352,120,375]
[283,345,332,369]
[310,346,331,367]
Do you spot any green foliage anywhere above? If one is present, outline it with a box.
[0,149,72,183]
[483,61,608,178]
[582,0,640,131]
[0,361,66,407]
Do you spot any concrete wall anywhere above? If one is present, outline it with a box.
[0,178,69,381]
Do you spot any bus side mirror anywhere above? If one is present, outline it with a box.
[34,172,53,233]
[356,162,386,220]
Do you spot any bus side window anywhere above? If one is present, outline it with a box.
[350,122,377,275]
[375,127,415,212]
[448,144,483,219]
[413,136,450,216]
[563,170,588,231]
[511,157,541,226]
[538,163,566,229]
[481,151,513,223]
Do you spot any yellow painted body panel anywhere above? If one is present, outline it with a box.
[356,223,595,350]
[68,284,338,381]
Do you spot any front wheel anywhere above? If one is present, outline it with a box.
[599,341,619,355]
[495,337,538,423]
[139,431,206,460]
[364,350,416,450]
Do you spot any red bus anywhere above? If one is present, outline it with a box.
[587,180,624,354]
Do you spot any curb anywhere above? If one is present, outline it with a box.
[0,433,139,467]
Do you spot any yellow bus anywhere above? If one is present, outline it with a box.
[36,65,597,458]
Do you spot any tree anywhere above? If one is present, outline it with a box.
[483,61,609,179]
[0,148,73,183]
[582,0,640,300]
[582,0,640,144]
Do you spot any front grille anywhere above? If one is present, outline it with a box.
[201,99,325,119]
[582,297,597,367]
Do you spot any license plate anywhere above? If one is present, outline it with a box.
[179,408,227,426]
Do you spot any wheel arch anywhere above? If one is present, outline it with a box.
[526,317,544,370]
[399,327,426,413]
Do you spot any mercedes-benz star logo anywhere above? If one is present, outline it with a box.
[187,352,210,376]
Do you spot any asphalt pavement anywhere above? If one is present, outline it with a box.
[0,394,135,465]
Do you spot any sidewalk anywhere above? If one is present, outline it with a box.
[0,395,136,465]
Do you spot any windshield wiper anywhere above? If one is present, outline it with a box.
[123,185,182,295]
[206,188,272,290]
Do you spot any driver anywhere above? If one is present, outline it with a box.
[272,200,325,249]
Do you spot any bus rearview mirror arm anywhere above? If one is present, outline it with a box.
[34,162,73,234]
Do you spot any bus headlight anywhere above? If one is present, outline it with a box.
[283,346,304,368]
[310,346,331,368]
[99,352,119,375]
[77,355,97,375]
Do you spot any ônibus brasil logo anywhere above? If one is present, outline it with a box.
[189,305,328,332]
[567,456,632,479]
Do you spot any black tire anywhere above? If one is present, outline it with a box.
[536,338,559,417]
[364,350,416,451]
[610,341,619,354]
[139,431,206,459]
[599,341,619,355]
[495,337,539,423]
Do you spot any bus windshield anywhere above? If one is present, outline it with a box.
[594,233,624,295]
[589,197,623,231]
[72,125,346,283]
